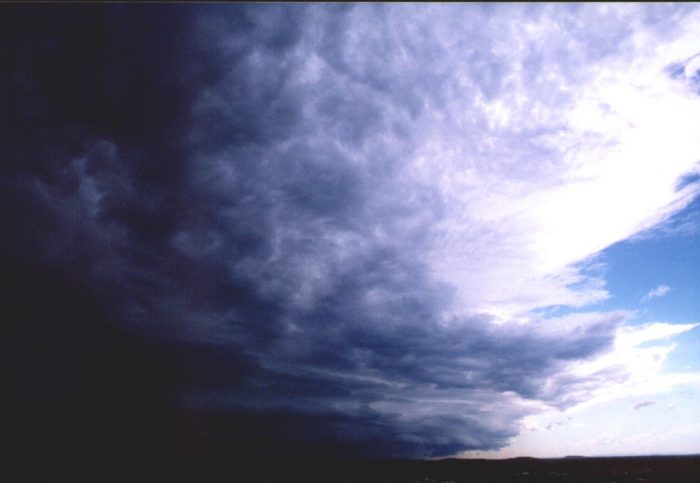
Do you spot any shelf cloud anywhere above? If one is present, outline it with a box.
[2,4,700,461]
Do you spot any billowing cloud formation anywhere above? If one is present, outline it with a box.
[2,4,700,463]
[641,284,671,302]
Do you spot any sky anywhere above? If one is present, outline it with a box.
[2,3,700,467]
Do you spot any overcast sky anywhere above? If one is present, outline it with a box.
[2,4,700,463]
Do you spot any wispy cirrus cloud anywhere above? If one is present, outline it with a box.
[635,400,656,410]
[641,284,672,302]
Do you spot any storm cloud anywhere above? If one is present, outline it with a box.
[2,3,700,472]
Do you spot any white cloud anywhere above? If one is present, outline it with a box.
[415,7,700,316]
[459,321,700,458]
[550,322,700,409]
[282,4,700,318]
[641,284,672,302]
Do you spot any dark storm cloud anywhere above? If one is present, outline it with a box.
[1,4,634,468]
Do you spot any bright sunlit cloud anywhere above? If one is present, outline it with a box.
[413,5,700,316]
